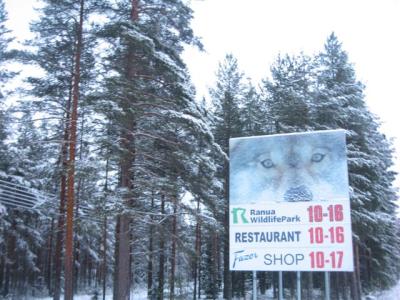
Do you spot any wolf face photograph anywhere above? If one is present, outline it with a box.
[229,130,349,204]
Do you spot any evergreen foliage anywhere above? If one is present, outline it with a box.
[208,53,248,299]
[211,54,245,149]
[0,0,13,91]
[258,33,400,294]
[0,0,398,297]
[240,80,266,136]
[313,34,400,290]
[0,0,13,172]
[262,53,313,133]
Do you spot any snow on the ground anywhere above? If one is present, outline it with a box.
[363,280,400,300]
[31,280,400,300]
[33,289,145,300]
[34,296,111,300]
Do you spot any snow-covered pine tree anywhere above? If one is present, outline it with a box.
[258,35,399,296]
[312,32,400,294]
[240,80,266,136]
[209,53,246,299]
[0,0,13,92]
[199,223,220,300]
[26,0,100,298]
[359,128,400,291]
[0,0,14,172]
[0,3,50,297]
[6,110,53,184]
[182,99,223,299]
[261,53,313,134]
[0,208,46,297]
[94,1,217,298]
[258,52,316,297]
[0,110,53,296]
[211,54,245,145]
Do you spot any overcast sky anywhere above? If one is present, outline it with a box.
[182,0,400,188]
[4,0,400,202]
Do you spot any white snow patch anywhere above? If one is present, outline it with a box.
[363,280,400,300]
[33,288,147,300]
[28,280,400,300]
[0,202,6,214]
[33,294,112,300]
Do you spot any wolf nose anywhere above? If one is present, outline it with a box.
[284,185,313,202]
[288,153,300,168]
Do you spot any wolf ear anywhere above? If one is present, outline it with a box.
[230,140,246,169]
[229,138,240,150]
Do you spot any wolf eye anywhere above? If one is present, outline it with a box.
[311,153,325,163]
[261,159,274,169]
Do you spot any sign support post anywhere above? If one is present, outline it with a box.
[324,272,330,300]
[297,271,301,300]
[252,270,257,300]
[279,271,283,300]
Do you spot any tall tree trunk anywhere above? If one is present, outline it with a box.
[217,231,221,291]
[197,223,202,299]
[157,194,166,300]
[342,273,349,300]
[273,272,277,299]
[113,2,139,299]
[64,0,85,298]
[73,186,80,293]
[212,232,219,298]
[259,272,267,295]
[350,271,360,300]
[332,272,338,300]
[2,220,16,297]
[101,155,110,300]
[53,94,71,300]
[193,198,201,300]
[53,154,67,300]
[0,252,4,292]
[355,242,362,299]
[46,218,54,294]
[350,241,361,300]
[102,215,108,300]
[222,160,231,299]
[147,194,155,299]
[113,128,135,300]
[73,112,86,292]
[306,272,313,300]
[169,193,177,300]
[114,213,132,300]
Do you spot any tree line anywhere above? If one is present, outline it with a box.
[0,0,399,299]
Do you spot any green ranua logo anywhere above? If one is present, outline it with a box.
[231,208,249,224]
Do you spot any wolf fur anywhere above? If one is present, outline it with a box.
[229,130,348,204]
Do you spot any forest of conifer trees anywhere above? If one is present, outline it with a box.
[0,0,399,299]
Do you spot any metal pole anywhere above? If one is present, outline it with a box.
[324,272,330,300]
[297,271,301,300]
[252,271,257,300]
[279,271,284,300]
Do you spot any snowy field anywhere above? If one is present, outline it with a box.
[30,280,400,300]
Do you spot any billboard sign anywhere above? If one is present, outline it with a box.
[229,130,354,271]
